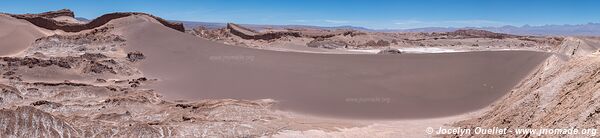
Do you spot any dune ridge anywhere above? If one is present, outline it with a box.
[7,9,184,32]
[0,14,48,56]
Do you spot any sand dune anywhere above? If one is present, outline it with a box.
[118,19,549,119]
[7,10,184,33]
[0,14,47,56]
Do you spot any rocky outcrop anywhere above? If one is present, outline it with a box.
[191,26,230,40]
[83,61,116,74]
[0,84,23,105]
[13,9,75,18]
[27,26,126,57]
[126,51,145,62]
[0,106,79,137]
[0,84,293,137]
[227,23,301,40]
[0,66,300,137]
[451,43,600,137]
[377,49,402,54]
[9,10,184,32]
[362,40,391,47]
[307,38,349,49]
[1,53,137,77]
[1,57,72,68]
[225,23,364,41]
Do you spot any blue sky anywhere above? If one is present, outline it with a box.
[1,0,598,29]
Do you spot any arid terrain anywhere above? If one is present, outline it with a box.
[191,23,563,54]
[1,9,600,137]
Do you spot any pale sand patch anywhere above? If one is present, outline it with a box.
[271,108,487,138]
[0,14,59,57]
[51,16,86,24]
[0,14,44,56]
[347,47,544,54]
[346,49,381,54]
[398,47,464,53]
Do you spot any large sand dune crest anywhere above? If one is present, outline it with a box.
[0,14,47,56]
[119,20,550,119]
[5,9,184,33]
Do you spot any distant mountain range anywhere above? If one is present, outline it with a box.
[399,23,600,36]
[73,17,599,36]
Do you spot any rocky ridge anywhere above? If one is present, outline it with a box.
[226,23,302,40]
[7,9,184,32]
[192,23,564,52]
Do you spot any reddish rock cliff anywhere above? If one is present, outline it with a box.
[14,9,76,18]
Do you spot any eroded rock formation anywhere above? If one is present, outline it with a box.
[227,23,301,40]
[450,37,600,137]
[126,51,145,62]
[377,48,402,54]
[307,38,349,49]
[194,23,565,52]
[13,9,75,18]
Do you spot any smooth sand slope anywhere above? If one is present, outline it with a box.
[118,19,549,119]
[0,14,46,56]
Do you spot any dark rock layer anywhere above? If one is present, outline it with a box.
[227,23,301,40]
